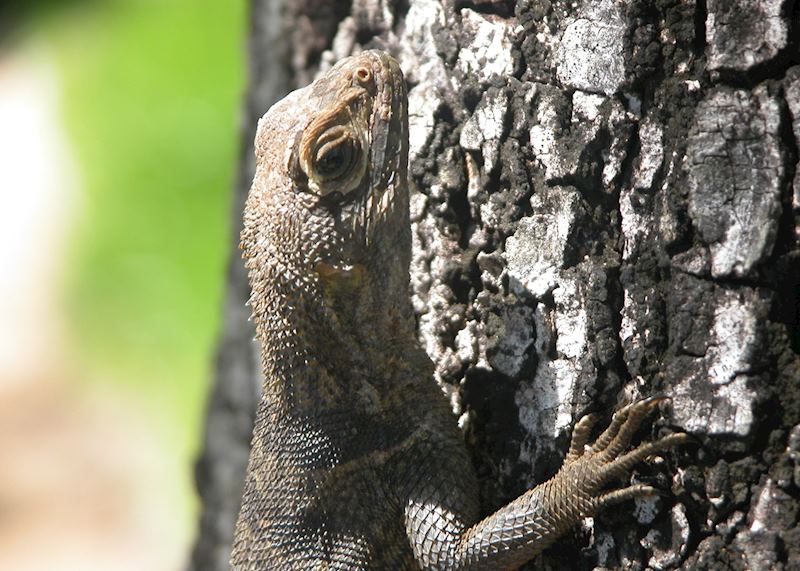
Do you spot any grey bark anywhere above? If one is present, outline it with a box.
[190,0,800,569]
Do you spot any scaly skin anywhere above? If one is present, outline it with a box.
[231,50,687,570]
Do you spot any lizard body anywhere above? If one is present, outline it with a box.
[231,50,686,570]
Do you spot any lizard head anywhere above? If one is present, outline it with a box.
[242,50,410,323]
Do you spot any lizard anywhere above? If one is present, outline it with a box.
[231,49,688,570]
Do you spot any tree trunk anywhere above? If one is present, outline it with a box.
[190,1,800,569]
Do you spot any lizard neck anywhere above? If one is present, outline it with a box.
[250,259,420,419]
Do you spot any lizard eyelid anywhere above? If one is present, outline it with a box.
[287,128,308,184]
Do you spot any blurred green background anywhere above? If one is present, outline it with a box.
[55,0,243,449]
[0,0,246,568]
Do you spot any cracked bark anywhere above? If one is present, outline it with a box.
[189,0,800,569]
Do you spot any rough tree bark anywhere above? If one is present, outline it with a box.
[190,1,800,569]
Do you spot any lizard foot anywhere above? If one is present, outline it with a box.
[557,397,689,513]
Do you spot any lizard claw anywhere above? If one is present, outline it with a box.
[591,396,669,460]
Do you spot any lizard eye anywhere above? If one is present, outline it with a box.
[301,124,365,196]
[314,129,356,181]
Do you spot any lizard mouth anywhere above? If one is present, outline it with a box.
[355,51,408,250]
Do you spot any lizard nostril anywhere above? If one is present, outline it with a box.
[354,66,372,86]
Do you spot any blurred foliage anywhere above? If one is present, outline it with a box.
[34,0,245,521]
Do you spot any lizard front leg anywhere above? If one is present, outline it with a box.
[404,397,688,571]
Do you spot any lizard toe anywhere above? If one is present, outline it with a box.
[596,396,668,461]
[595,484,659,511]
[566,413,600,463]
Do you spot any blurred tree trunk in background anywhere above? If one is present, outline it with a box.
[190,1,800,569]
